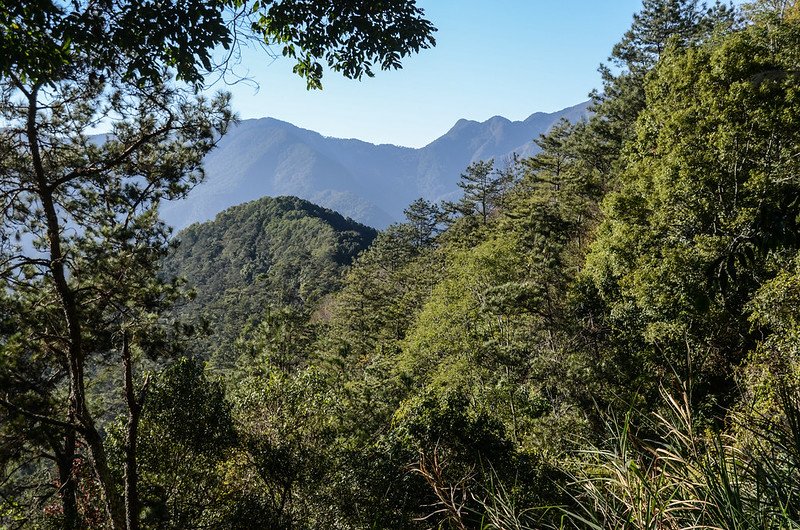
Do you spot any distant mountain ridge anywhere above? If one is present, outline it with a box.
[161,101,591,229]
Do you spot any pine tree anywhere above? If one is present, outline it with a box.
[594,0,736,154]
[403,198,443,248]
[0,2,436,528]
[455,159,505,224]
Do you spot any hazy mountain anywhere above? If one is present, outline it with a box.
[161,101,591,230]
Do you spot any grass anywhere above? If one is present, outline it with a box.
[554,386,800,529]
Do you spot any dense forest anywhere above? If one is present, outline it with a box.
[3,0,800,528]
[161,196,377,369]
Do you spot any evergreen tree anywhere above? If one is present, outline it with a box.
[0,65,233,529]
[582,7,800,411]
[454,159,509,224]
[594,0,735,156]
[403,198,444,248]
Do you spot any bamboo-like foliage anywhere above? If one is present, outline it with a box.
[557,387,800,530]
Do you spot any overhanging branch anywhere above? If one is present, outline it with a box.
[0,395,84,434]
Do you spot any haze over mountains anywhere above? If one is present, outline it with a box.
[162,101,591,229]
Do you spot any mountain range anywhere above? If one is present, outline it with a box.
[161,100,591,229]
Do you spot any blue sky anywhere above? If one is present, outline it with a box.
[220,0,644,148]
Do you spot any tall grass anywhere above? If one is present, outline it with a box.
[554,387,800,529]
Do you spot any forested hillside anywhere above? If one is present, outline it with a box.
[3,0,800,529]
[161,196,376,368]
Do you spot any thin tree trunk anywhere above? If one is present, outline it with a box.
[123,333,145,530]
[24,82,127,530]
[55,428,78,530]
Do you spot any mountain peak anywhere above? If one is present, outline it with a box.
[525,100,592,123]
[162,101,592,231]
[448,118,479,133]
[486,115,511,125]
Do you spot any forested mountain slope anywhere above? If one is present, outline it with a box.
[161,195,377,365]
[160,101,590,229]
[143,3,800,528]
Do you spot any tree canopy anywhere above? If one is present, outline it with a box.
[0,1,434,528]
[0,0,436,89]
[6,0,800,528]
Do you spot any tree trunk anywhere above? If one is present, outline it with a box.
[24,82,127,530]
[81,419,127,530]
[123,334,144,530]
[55,429,78,530]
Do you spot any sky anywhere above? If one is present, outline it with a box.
[217,0,645,148]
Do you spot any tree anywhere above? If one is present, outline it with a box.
[0,65,232,530]
[453,160,509,224]
[612,0,706,73]
[0,2,436,529]
[403,198,444,248]
[0,1,436,90]
[592,0,735,156]
[109,358,238,529]
[743,0,800,21]
[581,8,800,412]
